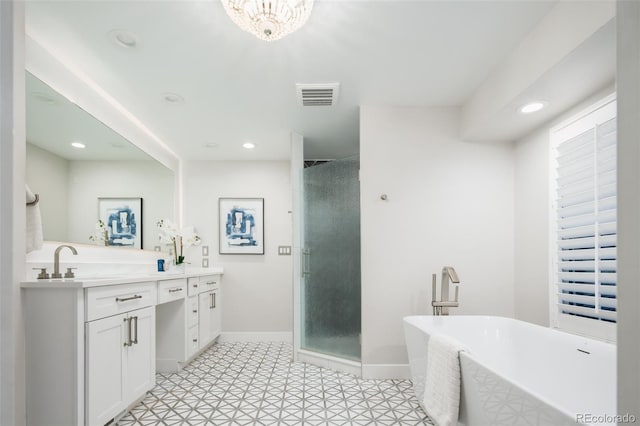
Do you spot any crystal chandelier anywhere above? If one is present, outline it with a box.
[222,0,315,42]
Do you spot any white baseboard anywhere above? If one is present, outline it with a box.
[156,358,181,374]
[297,350,362,376]
[218,331,292,343]
[362,364,411,380]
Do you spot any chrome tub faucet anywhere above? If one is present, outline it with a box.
[432,266,460,316]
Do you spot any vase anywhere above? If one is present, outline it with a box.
[173,262,186,274]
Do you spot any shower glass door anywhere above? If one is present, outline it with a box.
[301,158,361,361]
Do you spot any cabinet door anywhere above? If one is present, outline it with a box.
[125,306,156,403]
[198,292,211,349]
[86,314,127,426]
[210,288,221,340]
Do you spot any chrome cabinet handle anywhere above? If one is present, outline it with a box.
[213,292,217,309]
[209,293,214,309]
[193,338,198,343]
[116,294,142,302]
[206,281,216,286]
[168,288,183,293]
[123,317,132,347]
[132,316,139,345]
[192,309,198,313]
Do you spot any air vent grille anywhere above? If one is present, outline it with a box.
[296,83,340,107]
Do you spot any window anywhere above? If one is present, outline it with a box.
[550,95,616,342]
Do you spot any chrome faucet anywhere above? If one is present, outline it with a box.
[432,266,460,315]
[52,244,78,279]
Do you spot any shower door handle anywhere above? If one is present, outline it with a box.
[301,248,311,277]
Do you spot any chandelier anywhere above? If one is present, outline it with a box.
[222,0,315,42]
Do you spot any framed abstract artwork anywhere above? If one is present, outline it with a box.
[219,198,264,254]
[98,197,143,249]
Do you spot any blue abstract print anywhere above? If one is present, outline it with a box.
[225,207,257,246]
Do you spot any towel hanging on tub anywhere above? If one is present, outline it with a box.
[26,184,43,253]
[423,333,467,426]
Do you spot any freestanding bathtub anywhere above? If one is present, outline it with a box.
[403,316,617,426]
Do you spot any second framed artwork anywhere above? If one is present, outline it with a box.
[98,197,143,249]
[219,198,264,254]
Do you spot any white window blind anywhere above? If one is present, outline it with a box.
[551,96,616,341]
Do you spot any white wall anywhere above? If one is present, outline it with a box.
[513,84,615,328]
[616,0,640,418]
[25,143,69,242]
[184,161,293,336]
[0,2,26,424]
[67,160,174,250]
[360,106,515,374]
[513,130,549,326]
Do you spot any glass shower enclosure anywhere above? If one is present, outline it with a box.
[300,158,361,361]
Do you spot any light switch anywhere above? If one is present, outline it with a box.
[278,246,292,255]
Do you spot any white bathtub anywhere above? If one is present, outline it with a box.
[403,316,617,426]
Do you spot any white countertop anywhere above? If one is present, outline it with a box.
[21,267,224,289]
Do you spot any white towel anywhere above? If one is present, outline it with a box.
[423,334,466,426]
[26,184,43,253]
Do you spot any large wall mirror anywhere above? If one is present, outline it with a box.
[26,71,175,250]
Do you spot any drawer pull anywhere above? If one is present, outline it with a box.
[132,316,139,345]
[192,338,198,343]
[192,309,198,313]
[124,318,132,347]
[206,281,216,286]
[193,284,198,288]
[116,294,143,303]
[168,288,183,293]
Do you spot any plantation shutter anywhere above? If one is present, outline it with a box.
[553,98,617,331]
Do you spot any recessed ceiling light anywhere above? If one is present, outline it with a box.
[162,92,184,104]
[519,101,547,114]
[242,142,256,150]
[108,29,140,49]
[71,142,86,149]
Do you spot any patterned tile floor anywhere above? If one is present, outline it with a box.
[118,341,433,425]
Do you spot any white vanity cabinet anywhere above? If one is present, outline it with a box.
[198,277,221,349]
[84,282,157,425]
[22,269,222,426]
[86,306,155,426]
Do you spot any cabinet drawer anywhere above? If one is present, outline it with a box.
[187,296,199,327]
[187,277,200,296]
[187,325,199,358]
[157,279,187,304]
[86,282,157,321]
[200,275,220,291]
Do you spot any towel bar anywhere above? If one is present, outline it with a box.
[26,193,40,206]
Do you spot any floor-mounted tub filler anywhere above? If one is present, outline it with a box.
[403,315,616,426]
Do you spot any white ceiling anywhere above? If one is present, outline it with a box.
[25,0,567,161]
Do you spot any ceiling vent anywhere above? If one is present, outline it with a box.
[296,83,340,107]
